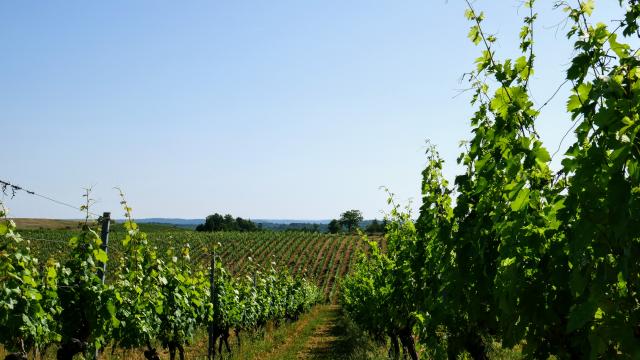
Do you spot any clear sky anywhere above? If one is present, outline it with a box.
[0,1,627,220]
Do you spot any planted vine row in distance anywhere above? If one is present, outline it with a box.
[15,225,380,306]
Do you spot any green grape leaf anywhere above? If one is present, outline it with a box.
[511,188,530,211]
[93,249,108,264]
[567,300,596,333]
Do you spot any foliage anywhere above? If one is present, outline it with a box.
[558,0,640,355]
[157,245,209,355]
[339,210,364,233]
[365,219,388,234]
[57,225,117,356]
[328,219,341,234]
[342,1,640,359]
[112,191,164,352]
[341,191,436,360]
[0,205,59,358]
[195,213,259,232]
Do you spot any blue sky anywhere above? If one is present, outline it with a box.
[0,1,627,219]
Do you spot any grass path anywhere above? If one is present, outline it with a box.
[295,305,344,359]
[237,305,341,360]
[256,306,328,360]
[255,305,385,360]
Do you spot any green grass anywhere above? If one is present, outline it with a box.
[254,305,388,360]
[230,306,326,360]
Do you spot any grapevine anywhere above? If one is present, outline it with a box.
[341,1,640,359]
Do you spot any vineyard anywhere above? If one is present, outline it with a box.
[16,225,382,305]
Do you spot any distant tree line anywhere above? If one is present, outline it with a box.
[258,223,325,232]
[195,213,259,232]
[364,218,388,234]
[195,210,387,234]
[327,210,387,235]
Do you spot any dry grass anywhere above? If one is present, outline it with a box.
[10,218,92,230]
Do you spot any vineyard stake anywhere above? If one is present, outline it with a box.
[95,212,110,359]
[98,212,110,283]
[208,249,216,360]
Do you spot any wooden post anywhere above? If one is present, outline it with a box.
[208,249,216,359]
[96,212,110,360]
[99,212,110,283]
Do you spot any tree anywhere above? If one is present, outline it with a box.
[223,214,234,230]
[365,219,387,234]
[327,219,341,234]
[196,213,224,232]
[339,210,363,233]
[196,213,258,232]
[236,217,257,232]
